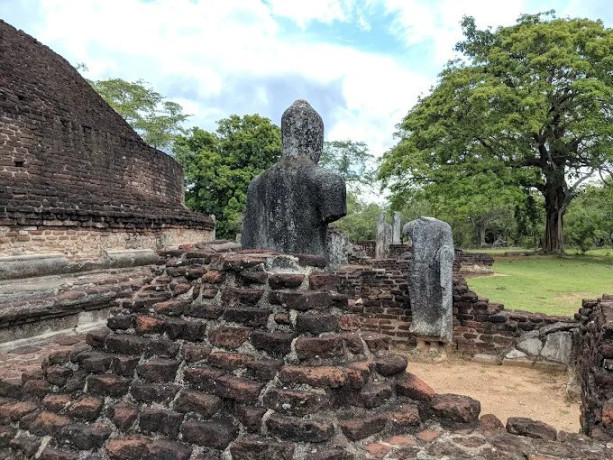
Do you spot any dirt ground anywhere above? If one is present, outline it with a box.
[405,357,580,433]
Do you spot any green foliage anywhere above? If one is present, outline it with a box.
[333,193,384,242]
[379,12,613,253]
[174,115,281,239]
[89,78,190,150]
[320,140,376,190]
[565,185,613,252]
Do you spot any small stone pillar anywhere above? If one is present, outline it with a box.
[392,212,401,245]
[404,216,454,359]
[375,214,392,259]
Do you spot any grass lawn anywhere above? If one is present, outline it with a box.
[467,255,613,317]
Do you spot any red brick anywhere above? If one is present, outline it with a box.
[45,365,73,386]
[111,355,140,376]
[4,401,39,423]
[130,381,180,403]
[135,315,164,333]
[295,313,339,334]
[388,404,421,431]
[180,418,238,449]
[375,354,408,376]
[42,394,71,413]
[106,436,148,460]
[208,351,255,370]
[181,343,212,362]
[339,414,387,440]
[223,307,271,327]
[268,273,305,289]
[147,439,192,460]
[278,365,347,388]
[153,299,189,316]
[361,382,393,408]
[229,436,294,460]
[59,422,112,450]
[251,331,296,357]
[67,395,103,421]
[209,326,251,348]
[295,336,344,360]
[201,269,226,284]
[108,402,138,430]
[308,274,340,290]
[480,413,505,436]
[184,367,264,402]
[365,442,392,458]
[87,374,130,396]
[174,389,222,417]
[506,417,557,440]
[431,394,481,425]
[136,358,180,382]
[221,287,264,306]
[266,414,334,442]
[396,372,436,401]
[139,407,183,437]
[28,411,71,436]
[263,388,328,416]
[236,406,267,433]
[269,290,331,311]
[416,428,442,442]
[345,361,371,389]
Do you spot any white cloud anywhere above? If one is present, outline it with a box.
[381,0,526,63]
[266,0,354,27]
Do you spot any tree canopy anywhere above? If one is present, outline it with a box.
[174,114,282,239]
[320,140,376,190]
[89,78,190,150]
[379,12,613,253]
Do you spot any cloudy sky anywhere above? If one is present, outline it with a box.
[1,0,612,157]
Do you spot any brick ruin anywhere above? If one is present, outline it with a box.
[1,17,613,460]
[0,242,611,459]
[0,20,214,260]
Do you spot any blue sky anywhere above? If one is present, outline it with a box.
[1,0,612,157]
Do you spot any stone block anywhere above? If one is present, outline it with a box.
[517,338,543,356]
[540,331,572,364]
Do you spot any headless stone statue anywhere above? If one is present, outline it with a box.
[403,216,454,357]
[241,100,347,257]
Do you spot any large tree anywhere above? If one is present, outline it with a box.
[174,114,281,239]
[89,78,190,150]
[379,12,613,253]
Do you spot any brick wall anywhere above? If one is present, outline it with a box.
[0,20,213,254]
[576,295,613,440]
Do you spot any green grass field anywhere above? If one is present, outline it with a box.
[467,255,613,317]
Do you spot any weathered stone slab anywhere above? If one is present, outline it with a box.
[403,217,454,343]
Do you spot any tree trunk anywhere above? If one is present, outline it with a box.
[476,223,486,247]
[542,166,568,254]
